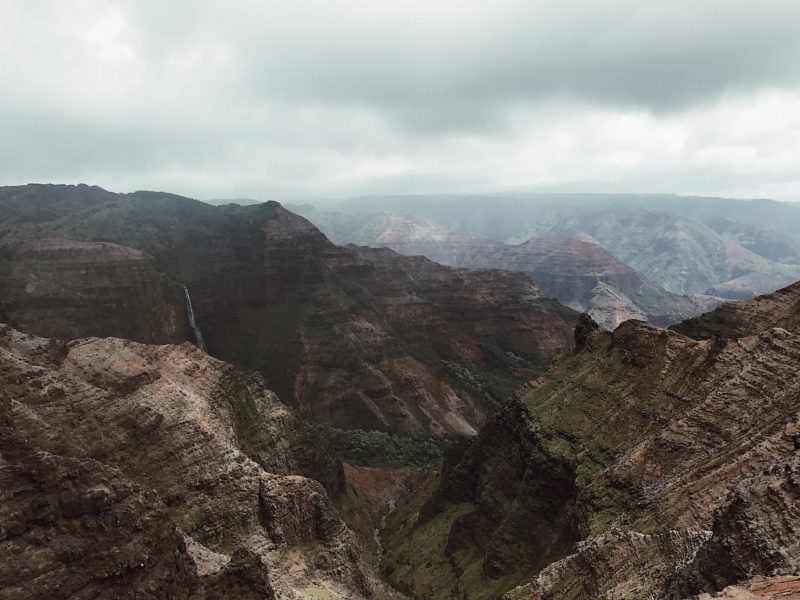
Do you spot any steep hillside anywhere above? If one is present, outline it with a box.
[0,184,577,437]
[383,284,800,600]
[0,238,188,344]
[0,324,391,599]
[292,205,713,329]
[672,280,800,340]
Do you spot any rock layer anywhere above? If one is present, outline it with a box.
[0,184,578,436]
[0,238,188,344]
[385,280,800,600]
[0,324,373,599]
[672,280,800,340]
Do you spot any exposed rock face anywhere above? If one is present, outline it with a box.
[384,284,800,600]
[0,324,373,599]
[672,280,800,340]
[698,576,800,599]
[290,245,576,436]
[573,312,600,352]
[670,455,800,598]
[0,184,579,437]
[0,238,188,344]
[290,206,715,330]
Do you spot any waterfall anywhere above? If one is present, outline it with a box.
[183,286,207,352]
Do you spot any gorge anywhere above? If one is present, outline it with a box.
[1,185,800,600]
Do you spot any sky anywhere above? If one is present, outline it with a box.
[1,0,800,202]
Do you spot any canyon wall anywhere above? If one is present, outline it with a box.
[384,284,800,599]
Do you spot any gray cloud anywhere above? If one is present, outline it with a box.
[1,1,799,199]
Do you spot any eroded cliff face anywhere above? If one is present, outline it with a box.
[0,185,578,437]
[672,280,800,340]
[0,324,380,599]
[384,282,800,600]
[289,244,576,436]
[0,238,188,344]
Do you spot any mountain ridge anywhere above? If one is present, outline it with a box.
[383,282,800,599]
[0,184,578,437]
[290,205,719,329]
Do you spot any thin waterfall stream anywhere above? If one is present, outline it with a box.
[182,285,207,351]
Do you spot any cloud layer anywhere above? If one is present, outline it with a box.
[1,0,799,200]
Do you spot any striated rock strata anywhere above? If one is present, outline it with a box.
[672,280,800,340]
[0,184,578,436]
[384,281,800,600]
[0,324,381,599]
[0,238,188,344]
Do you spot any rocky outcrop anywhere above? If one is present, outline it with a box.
[697,576,800,599]
[0,324,373,599]
[0,238,188,344]
[384,284,800,600]
[0,184,579,437]
[672,280,800,339]
[670,455,800,598]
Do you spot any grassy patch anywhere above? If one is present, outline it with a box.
[383,502,475,600]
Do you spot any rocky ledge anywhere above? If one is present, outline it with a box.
[0,324,389,599]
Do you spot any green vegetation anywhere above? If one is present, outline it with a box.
[384,502,475,600]
[518,322,702,534]
[306,423,453,467]
[443,359,503,411]
[385,322,704,600]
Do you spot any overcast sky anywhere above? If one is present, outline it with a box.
[2,0,800,201]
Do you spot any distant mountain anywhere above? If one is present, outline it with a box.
[290,205,717,329]
[0,184,577,437]
[517,206,800,299]
[322,194,800,299]
[332,193,800,261]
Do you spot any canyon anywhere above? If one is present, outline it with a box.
[2,184,800,600]
[309,194,800,302]
[382,282,800,599]
[0,184,578,437]
[291,205,716,330]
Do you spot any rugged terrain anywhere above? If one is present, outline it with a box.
[5,185,800,600]
[383,285,800,600]
[0,238,188,344]
[323,195,800,300]
[520,207,800,300]
[0,184,578,437]
[291,206,713,330]
[0,323,405,599]
[672,280,800,340]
